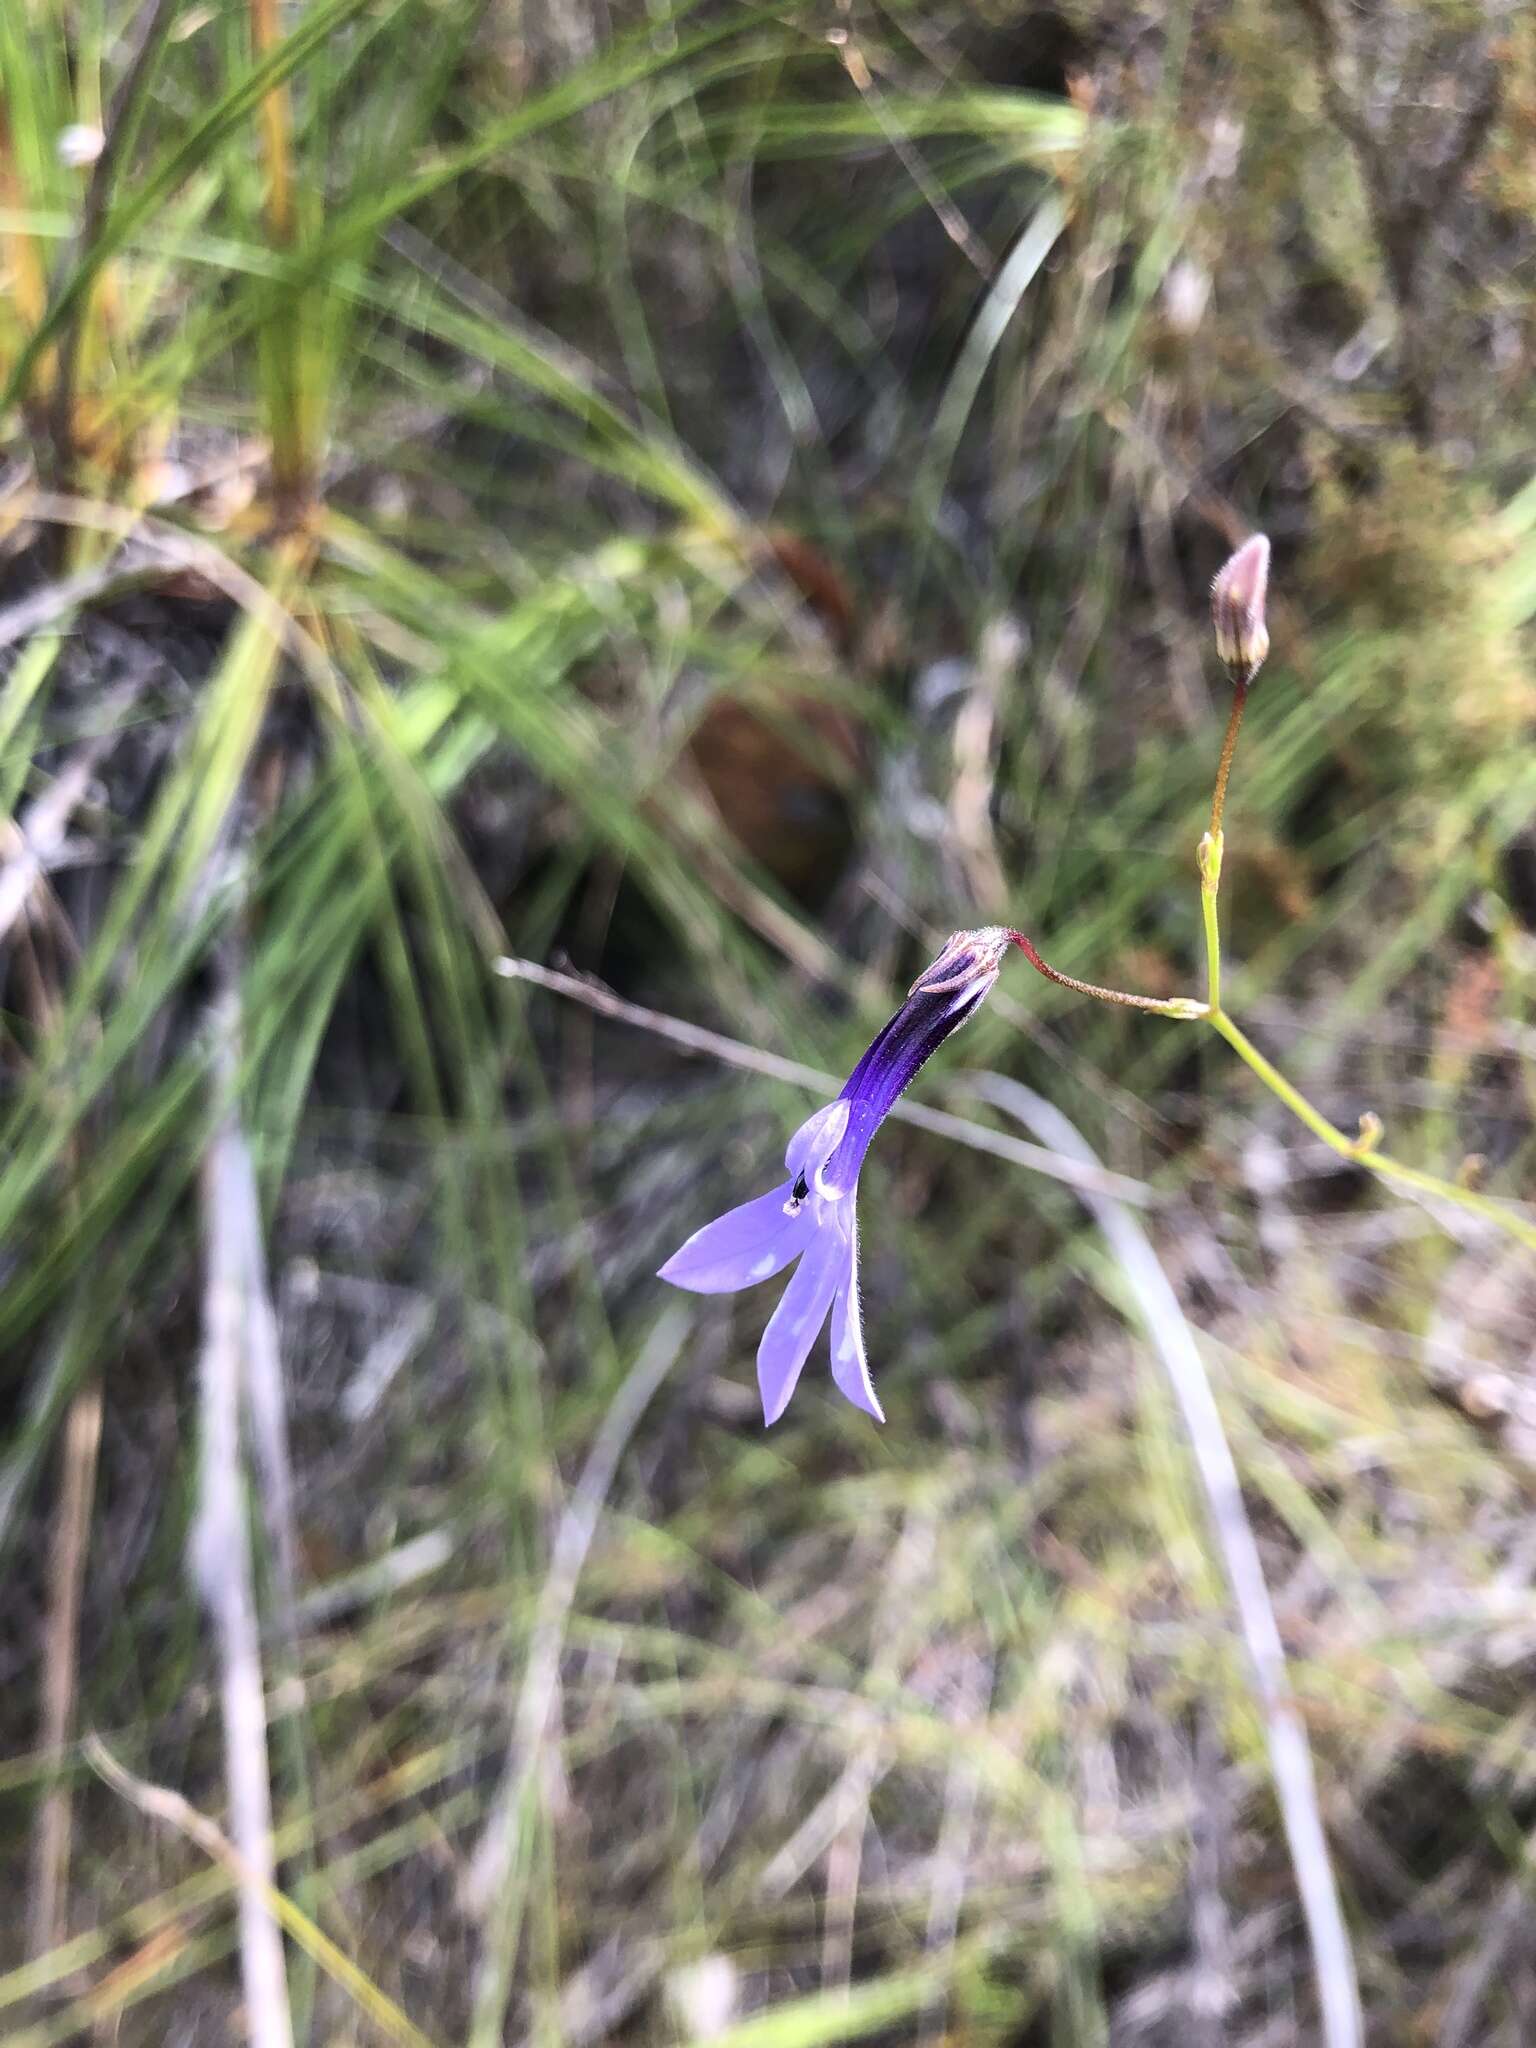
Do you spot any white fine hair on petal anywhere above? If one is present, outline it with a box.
[829,1215,883,1422]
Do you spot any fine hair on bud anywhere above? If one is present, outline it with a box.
[1211,533,1270,685]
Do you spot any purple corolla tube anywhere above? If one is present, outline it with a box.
[659,927,1011,1425]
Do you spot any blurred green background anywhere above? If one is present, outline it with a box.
[3,1,1536,2042]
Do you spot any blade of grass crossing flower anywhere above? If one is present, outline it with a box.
[965,1071,1363,2048]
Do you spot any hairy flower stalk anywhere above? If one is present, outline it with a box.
[659,928,1012,1425]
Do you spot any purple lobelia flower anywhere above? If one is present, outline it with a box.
[659,927,1012,1426]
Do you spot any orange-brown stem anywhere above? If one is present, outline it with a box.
[1208,677,1249,846]
[1006,931,1198,1016]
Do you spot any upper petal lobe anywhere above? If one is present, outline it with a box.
[784,1100,851,1193]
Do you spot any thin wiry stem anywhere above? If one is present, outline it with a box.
[1005,930,1207,1019]
[1207,677,1249,847]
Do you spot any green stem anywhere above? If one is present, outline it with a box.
[1199,681,1249,1017]
[1200,832,1223,1016]
[1208,1009,1536,1251]
[1197,824,1534,1247]
[1014,683,1536,1251]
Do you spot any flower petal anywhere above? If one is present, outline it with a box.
[658,1185,808,1295]
[784,1099,851,1191]
[757,1224,846,1425]
[829,1214,883,1422]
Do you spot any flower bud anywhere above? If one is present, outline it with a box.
[1210,533,1270,685]
[907,925,1011,998]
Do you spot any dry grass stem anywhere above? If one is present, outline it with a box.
[26,1379,102,1960]
[1,486,337,690]
[83,1734,440,2048]
[0,556,138,651]
[0,671,152,945]
[967,1071,1364,2048]
[493,954,1152,1206]
[464,1306,688,2040]
[190,974,294,2048]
